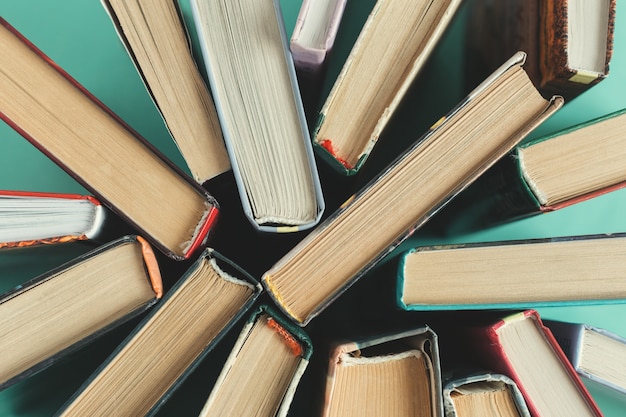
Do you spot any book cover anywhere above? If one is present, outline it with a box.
[0,17,218,261]
[397,233,626,311]
[546,320,626,397]
[290,0,347,74]
[321,326,443,417]
[263,52,563,326]
[198,304,312,417]
[312,0,464,175]
[465,0,616,101]
[0,235,162,391]
[100,0,231,184]
[55,247,262,417]
[540,0,616,99]
[290,0,347,122]
[190,0,325,233]
[442,372,531,417]
[468,310,603,417]
[435,107,626,234]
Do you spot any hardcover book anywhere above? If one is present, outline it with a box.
[546,320,626,396]
[0,190,107,249]
[443,372,531,417]
[466,0,616,100]
[467,310,603,417]
[321,326,443,417]
[190,0,325,232]
[290,0,347,122]
[101,0,230,185]
[0,17,218,260]
[262,52,562,326]
[56,248,262,417]
[312,0,463,174]
[198,304,312,417]
[397,233,626,311]
[436,107,626,233]
[0,235,162,391]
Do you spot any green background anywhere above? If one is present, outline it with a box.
[0,0,625,415]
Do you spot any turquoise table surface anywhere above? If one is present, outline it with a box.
[1,0,625,416]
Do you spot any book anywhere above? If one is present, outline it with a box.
[0,17,218,260]
[56,247,262,417]
[546,320,626,396]
[0,190,106,249]
[321,326,443,417]
[467,310,603,417]
[190,0,325,232]
[198,304,312,417]
[435,107,626,233]
[262,52,563,326]
[466,0,616,100]
[101,0,230,185]
[443,372,531,417]
[312,0,464,175]
[397,233,626,311]
[290,0,347,122]
[0,235,162,391]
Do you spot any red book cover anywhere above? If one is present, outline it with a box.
[469,310,603,417]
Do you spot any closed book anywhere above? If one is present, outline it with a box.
[397,233,626,311]
[435,107,626,234]
[312,0,463,174]
[290,0,347,122]
[443,372,531,417]
[0,17,218,260]
[100,0,230,185]
[198,304,312,417]
[0,190,107,249]
[263,52,562,326]
[55,248,262,417]
[321,326,443,417]
[466,0,616,100]
[190,0,325,232]
[546,320,626,397]
[540,0,616,98]
[0,235,162,390]
[467,310,602,417]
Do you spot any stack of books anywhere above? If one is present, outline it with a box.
[0,0,625,416]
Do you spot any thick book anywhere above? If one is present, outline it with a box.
[466,0,616,100]
[0,190,106,249]
[436,107,626,233]
[312,0,463,175]
[467,310,603,417]
[56,248,262,417]
[290,0,347,121]
[101,0,230,185]
[262,52,563,326]
[397,233,626,311]
[190,0,325,232]
[198,304,312,417]
[0,235,162,391]
[443,372,531,417]
[546,320,626,397]
[0,17,218,260]
[321,326,443,417]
